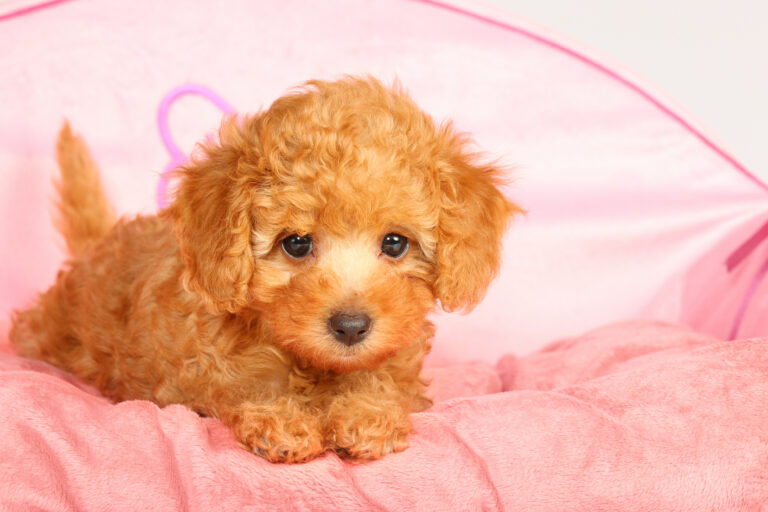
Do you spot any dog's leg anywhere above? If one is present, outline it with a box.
[324,390,412,461]
[10,276,95,377]
[322,334,432,460]
[223,398,325,463]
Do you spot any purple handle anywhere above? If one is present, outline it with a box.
[156,84,236,209]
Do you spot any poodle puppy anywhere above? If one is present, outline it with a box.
[11,77,519,463]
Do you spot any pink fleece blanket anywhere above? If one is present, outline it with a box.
[2,321,766,511]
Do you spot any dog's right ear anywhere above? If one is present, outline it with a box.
[164,116,262,315]
[433,127,522,313]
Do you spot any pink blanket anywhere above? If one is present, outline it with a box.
[1,321,766,510]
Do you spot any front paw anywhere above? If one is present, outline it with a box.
[325,399,411,461]
[232,400,324,463]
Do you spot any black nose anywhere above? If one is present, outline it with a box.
[328,312,372,346]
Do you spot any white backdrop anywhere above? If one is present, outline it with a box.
[486,0,767,178]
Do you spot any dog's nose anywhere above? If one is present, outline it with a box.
[328,312,372,346]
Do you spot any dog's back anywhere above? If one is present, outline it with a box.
[10,126,186,399]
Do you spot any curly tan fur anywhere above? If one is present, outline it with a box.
[10,77,520,463]
[54,121,116,256]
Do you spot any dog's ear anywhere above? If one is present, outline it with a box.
[434,128,522,313]
[165,116,262,315]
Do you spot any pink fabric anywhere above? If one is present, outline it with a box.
[1,321,766,510]
[3,0,768,363]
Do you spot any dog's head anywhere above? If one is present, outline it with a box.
[168,77,520,372]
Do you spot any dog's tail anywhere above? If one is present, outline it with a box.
[54,122,115,256]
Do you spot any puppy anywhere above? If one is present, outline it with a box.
[11,77,519,463]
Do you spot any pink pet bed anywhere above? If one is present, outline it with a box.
[2,0,767,510]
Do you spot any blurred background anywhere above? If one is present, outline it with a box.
[487,0,767,176]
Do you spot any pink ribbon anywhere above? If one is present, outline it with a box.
[156,84,236,209]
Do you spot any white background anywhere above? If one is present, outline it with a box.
[485,0,767,177]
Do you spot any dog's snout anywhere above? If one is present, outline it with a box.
[328,312,372,346]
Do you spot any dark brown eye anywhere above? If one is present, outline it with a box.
[282,234,312,259]
[381,233,409,259]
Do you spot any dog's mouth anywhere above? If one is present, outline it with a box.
[288,331,399,374]
[263,296,422,373]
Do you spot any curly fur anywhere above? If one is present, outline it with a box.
[10,77,520,463]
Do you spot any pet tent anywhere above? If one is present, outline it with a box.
[1,0,767,509]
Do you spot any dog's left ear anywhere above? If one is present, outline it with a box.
[165,116,261,315]
[434,130,522,313]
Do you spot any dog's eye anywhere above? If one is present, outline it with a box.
[381,233,409,259]
[281,234,313,259]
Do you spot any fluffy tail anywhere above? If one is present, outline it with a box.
[55,122,115,256]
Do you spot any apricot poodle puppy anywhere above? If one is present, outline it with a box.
[11,77,519,463]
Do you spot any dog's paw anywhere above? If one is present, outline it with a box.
[325,398,411,461]
[232,400,325,463]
